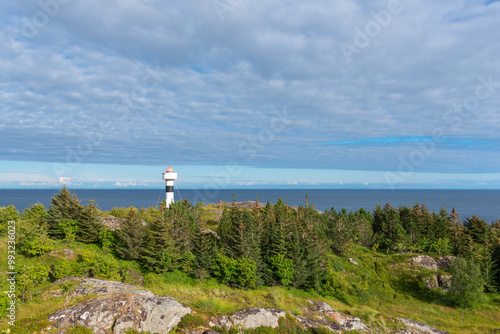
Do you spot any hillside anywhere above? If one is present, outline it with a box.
[1,189,500,333]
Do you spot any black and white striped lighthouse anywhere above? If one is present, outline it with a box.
[162,165,177,208]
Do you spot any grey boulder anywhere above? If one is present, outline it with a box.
[49,293,191,334]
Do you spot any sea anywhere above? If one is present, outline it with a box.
[1,189,499,223]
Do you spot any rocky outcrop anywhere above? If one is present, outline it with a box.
[302,301,368,331]
[48,293,191,334]
[394,316,450,334]
[407,256,439,271]
[407,255,457,272]
[209,307,286,330]
[348,258,359,265]
[423,275,439,290]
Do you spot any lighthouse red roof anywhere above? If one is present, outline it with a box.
[166,165,174,172]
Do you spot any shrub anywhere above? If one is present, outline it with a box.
[75,249,121,280]
[448,257,485,308]
[269,254,294,286]
[0,205,19,235]
[177,313,207,329]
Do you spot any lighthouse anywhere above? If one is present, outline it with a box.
[162,165,177,208]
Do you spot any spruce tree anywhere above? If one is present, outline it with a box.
[140,204,179,273]
[192,226,217,280]
[78,199,103,243]
[115,208,146,261]
[46,187,83,239]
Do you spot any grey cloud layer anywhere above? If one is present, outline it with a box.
[1,0,499,173]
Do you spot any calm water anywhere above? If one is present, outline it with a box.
[1,189,499,223]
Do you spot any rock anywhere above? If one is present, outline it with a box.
[209,315,233,330]
[348,258,359,265]
[424,275,439,290]
[51,277,153,298]
[436,256,456,270]
[407,256,439,271]
[48,293,191,334]
[438,274,452,292]
[202,330,220,334]
[98,216,126,231]
[209,307,286,330]
[393,316,450,334]
[305,300,368,331]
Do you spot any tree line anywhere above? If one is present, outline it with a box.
[1,187,499,306]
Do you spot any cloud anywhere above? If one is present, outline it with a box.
[0,0,499,175]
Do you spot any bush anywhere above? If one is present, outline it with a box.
[269,254,294,286]
[75,249,121,280]
[0,205,19,235]
[17,220,54,256]
[448,257,485,308]
[211,254,258,289]
[177,313,207,329]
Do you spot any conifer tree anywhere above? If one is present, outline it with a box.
[373,203,408,252]
[115,208,146,261]
[192,225,217,280]
[46,187,83,239]
[78,200,103,243]
[141,204,179,272]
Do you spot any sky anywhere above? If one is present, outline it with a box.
[1,0,500,190]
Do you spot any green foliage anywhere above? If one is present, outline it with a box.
[234,257,259,289]
[17,219,54,256]
[9,315,51,334]
[115,207,146,261]
[269,254,294,286]
[448,257,485,308]
[464,215,489,244]
[98,227,114,253]
[78,199,103,243]
[319,268,351,304]
[46,187,84,239]
[18,264,50,301]
[66,325,94,334]
[51,259,78,280]
[0,293,10,319]
[140,201,197,273]
[192,227,217,280]
[20,204,47,225]
[75,249,121,280]
[0,205,19,235]
[177,313,207,329]
[211,254,258,289]
[430,237,452,256]
[163,270,196,286]
[59,219,78,244]
[373,204,409,252]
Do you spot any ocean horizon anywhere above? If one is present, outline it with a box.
[1,188,499,223]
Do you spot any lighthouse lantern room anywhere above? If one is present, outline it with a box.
[162,165,177,208]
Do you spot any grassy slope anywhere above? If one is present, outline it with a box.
[1,204,499,333]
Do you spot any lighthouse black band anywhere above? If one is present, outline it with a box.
[166,186,174,193]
